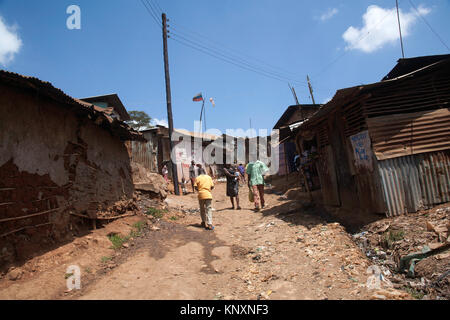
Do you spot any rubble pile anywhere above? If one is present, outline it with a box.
[96,198,140,219]
[131,162,168,199]
[353,206,450,300]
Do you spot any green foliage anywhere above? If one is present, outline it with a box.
[126,110,152,131]
[146,207,167,219]
[404,287,425,300]
[108,234,126,250]
[101,256,113,263]
[382,229,405,249]
[133,221,145,232]
[107,221,147,250]
[170,216,179,221]
[387,230,405,241]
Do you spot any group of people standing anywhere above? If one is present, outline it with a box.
[162,159,269,231]
[191,160,269,231]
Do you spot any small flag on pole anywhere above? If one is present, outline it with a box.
[209,98,215,107]
[193,93,203,102]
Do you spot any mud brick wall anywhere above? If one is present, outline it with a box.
[0,84,134,267]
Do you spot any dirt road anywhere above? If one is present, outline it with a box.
[0,182,404,300]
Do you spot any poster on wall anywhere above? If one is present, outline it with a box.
[350,130,374,172]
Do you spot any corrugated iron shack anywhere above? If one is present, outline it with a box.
[273,104,321,176]
[130,127,223,179]
[130,126,167,174]
[295,54,450,218]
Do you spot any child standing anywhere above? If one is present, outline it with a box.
[194,172,215,230]
[181,177,188,195]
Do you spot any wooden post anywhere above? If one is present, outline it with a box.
[162,13,180,195]
[396,0,405,59]
[307,75,316,105]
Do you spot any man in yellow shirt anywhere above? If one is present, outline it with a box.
[194,173,215,230]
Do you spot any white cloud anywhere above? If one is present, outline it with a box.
[152,118,168,128]
[343,5,431,53]
[320,8,339,21]
[0,16,22,65]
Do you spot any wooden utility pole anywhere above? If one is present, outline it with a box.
[162,13,180,195]
[396,0,405,59]
[288,83,300,105]
[307,75,316,105]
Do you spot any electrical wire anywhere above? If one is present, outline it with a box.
[139,0,316,88]
[169,22,307,80]
[152,0,164,16]
[140,0,160,26]
[170,35,309,87]
[145,0,162,23]
[170,31,308,87]
[146,1,311,86]
[408,0,450,52]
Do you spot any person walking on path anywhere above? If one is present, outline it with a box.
[223,164,241,210]
[162,165,169,183]
[197,163,207,175]
[238,163,246,184]
[246,160,269,212]
[189,161,197,193]
[194,172,215,230]
[180,177,188,195]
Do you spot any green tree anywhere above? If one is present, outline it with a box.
[127,111,152,131]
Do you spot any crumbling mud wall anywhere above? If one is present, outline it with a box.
[0,84,134,268]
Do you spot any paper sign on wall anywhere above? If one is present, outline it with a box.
[350,130,373,171]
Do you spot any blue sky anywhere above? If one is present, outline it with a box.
[1,0,449,135]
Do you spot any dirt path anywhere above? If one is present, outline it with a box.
[76,183,376,300]
[0,182,406,300]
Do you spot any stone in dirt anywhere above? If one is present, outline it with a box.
[8,268,23,281]
[371,289,411,300]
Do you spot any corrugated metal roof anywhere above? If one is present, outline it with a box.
[79,94,131,121]
[273,104,321,129]
[301,57,450,130]
[382,54,450,81]
[0,70,144,141]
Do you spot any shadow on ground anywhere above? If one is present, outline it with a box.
[261,198,385,234]
[115,220,248,276]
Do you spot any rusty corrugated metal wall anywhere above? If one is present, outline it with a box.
[378,150,450,216]
[130,131,159,172]
[367,108,450,160]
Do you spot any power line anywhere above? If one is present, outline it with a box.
[150,1,311,85]
[152,0,164,15]
[169,22,307,81]
[170,31,308,87]
[170,35,309,88]
[140,0,160,26]
[140,1,308,87]
[408,0,450,52]
[145,0,162,23]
